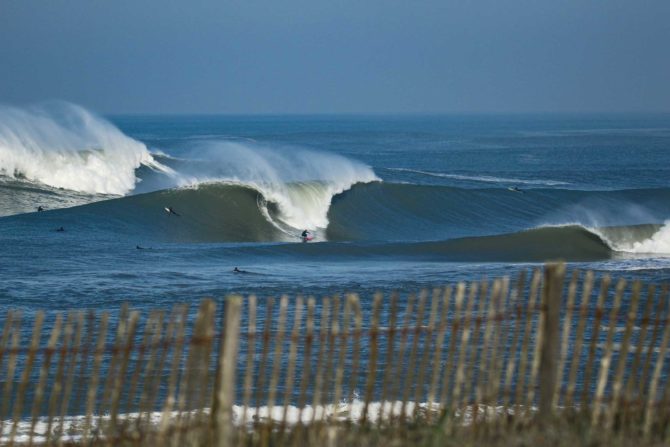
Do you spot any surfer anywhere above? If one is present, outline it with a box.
[301,229,311,242]
[136,245,144,250]
[233,267,247,273]
[37,206,44,212]
[165,206,180,217]
[508,186,523,193]
[56,226,65,232]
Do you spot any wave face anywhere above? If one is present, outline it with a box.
[160,141,379,231]
[0,102,169,195]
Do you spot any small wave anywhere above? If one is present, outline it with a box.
[386,168,568,186]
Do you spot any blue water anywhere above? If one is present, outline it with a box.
[2,106,670,313]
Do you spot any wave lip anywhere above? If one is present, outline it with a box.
[0,102,171,195]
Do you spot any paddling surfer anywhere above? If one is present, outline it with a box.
[165,206,180,216]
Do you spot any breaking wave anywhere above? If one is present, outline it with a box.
[0,102,171,195]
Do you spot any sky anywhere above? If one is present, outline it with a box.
[1,0,669,114]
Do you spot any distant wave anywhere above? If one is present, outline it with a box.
[386,168,568,186]
[0,102,172,195]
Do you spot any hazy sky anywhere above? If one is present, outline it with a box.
[1,0,669,114]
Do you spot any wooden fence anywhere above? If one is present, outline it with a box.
[0,263,670,445]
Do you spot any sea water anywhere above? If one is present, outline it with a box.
[2,104,670,312]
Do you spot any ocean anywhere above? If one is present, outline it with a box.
[1,103,670,313]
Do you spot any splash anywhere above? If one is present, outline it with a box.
[0,102,171,195]
[611,220,670,254]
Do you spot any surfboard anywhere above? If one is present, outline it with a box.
[301,234,314,242]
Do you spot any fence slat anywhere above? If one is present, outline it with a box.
[427,286,452,412]
[581,275,611,407]
[606,280,641,430]
[565,270,594,408]
[379,293,398,423]
[30,314,62,446]
[554,269,579,405]
[11,312,44,442]
[400,290,426,422]
[643,300,670,437]
[440,283,465,416]
[361,294,382,424]
[239,295,257,428]
[297,298,316,425]
[311,297,331,423]
[267,296,289,418]
[282,296,304,429]
[514,269,540,425]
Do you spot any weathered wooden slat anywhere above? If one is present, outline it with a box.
[487,277,509,412]
[267,296,289,418]
[10,311,44,442]
[58,311,85,444]
[253,297,274,422]
[48,312,75,444]
[362,293,382,424]
[0,312,21,442]
[448,281,477,430]
[214,296,242,446]
[413,289,440,418]
[311,297,331,423]
[332,295,352,421]
[514,269,540,424]
[282,297,304,429]
[389,293,415,422]
[297,298,316,425]
[623,283,655,422]
[240,295,257,427]
[500,272,526,419]
[159,304,188,435]
[592,278,626,426]
[400,290,426,422]
[605,280,641,430]
[379,292,399,423]
[464,279,488,426]
[138,311,164,429]
[640,286,669,396]
[322,295,341,414]
[581,275,612,408]
[643,300,670,437]
[565,270,594,407]
[29,314,62,446]
[554,269,579,405]
[427,286,452,411]
[83,312,109,441]
[440,283,465,414]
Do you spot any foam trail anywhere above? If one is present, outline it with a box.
[0,102,172,195]
[387,168,568,186]
[173,141,379,230]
